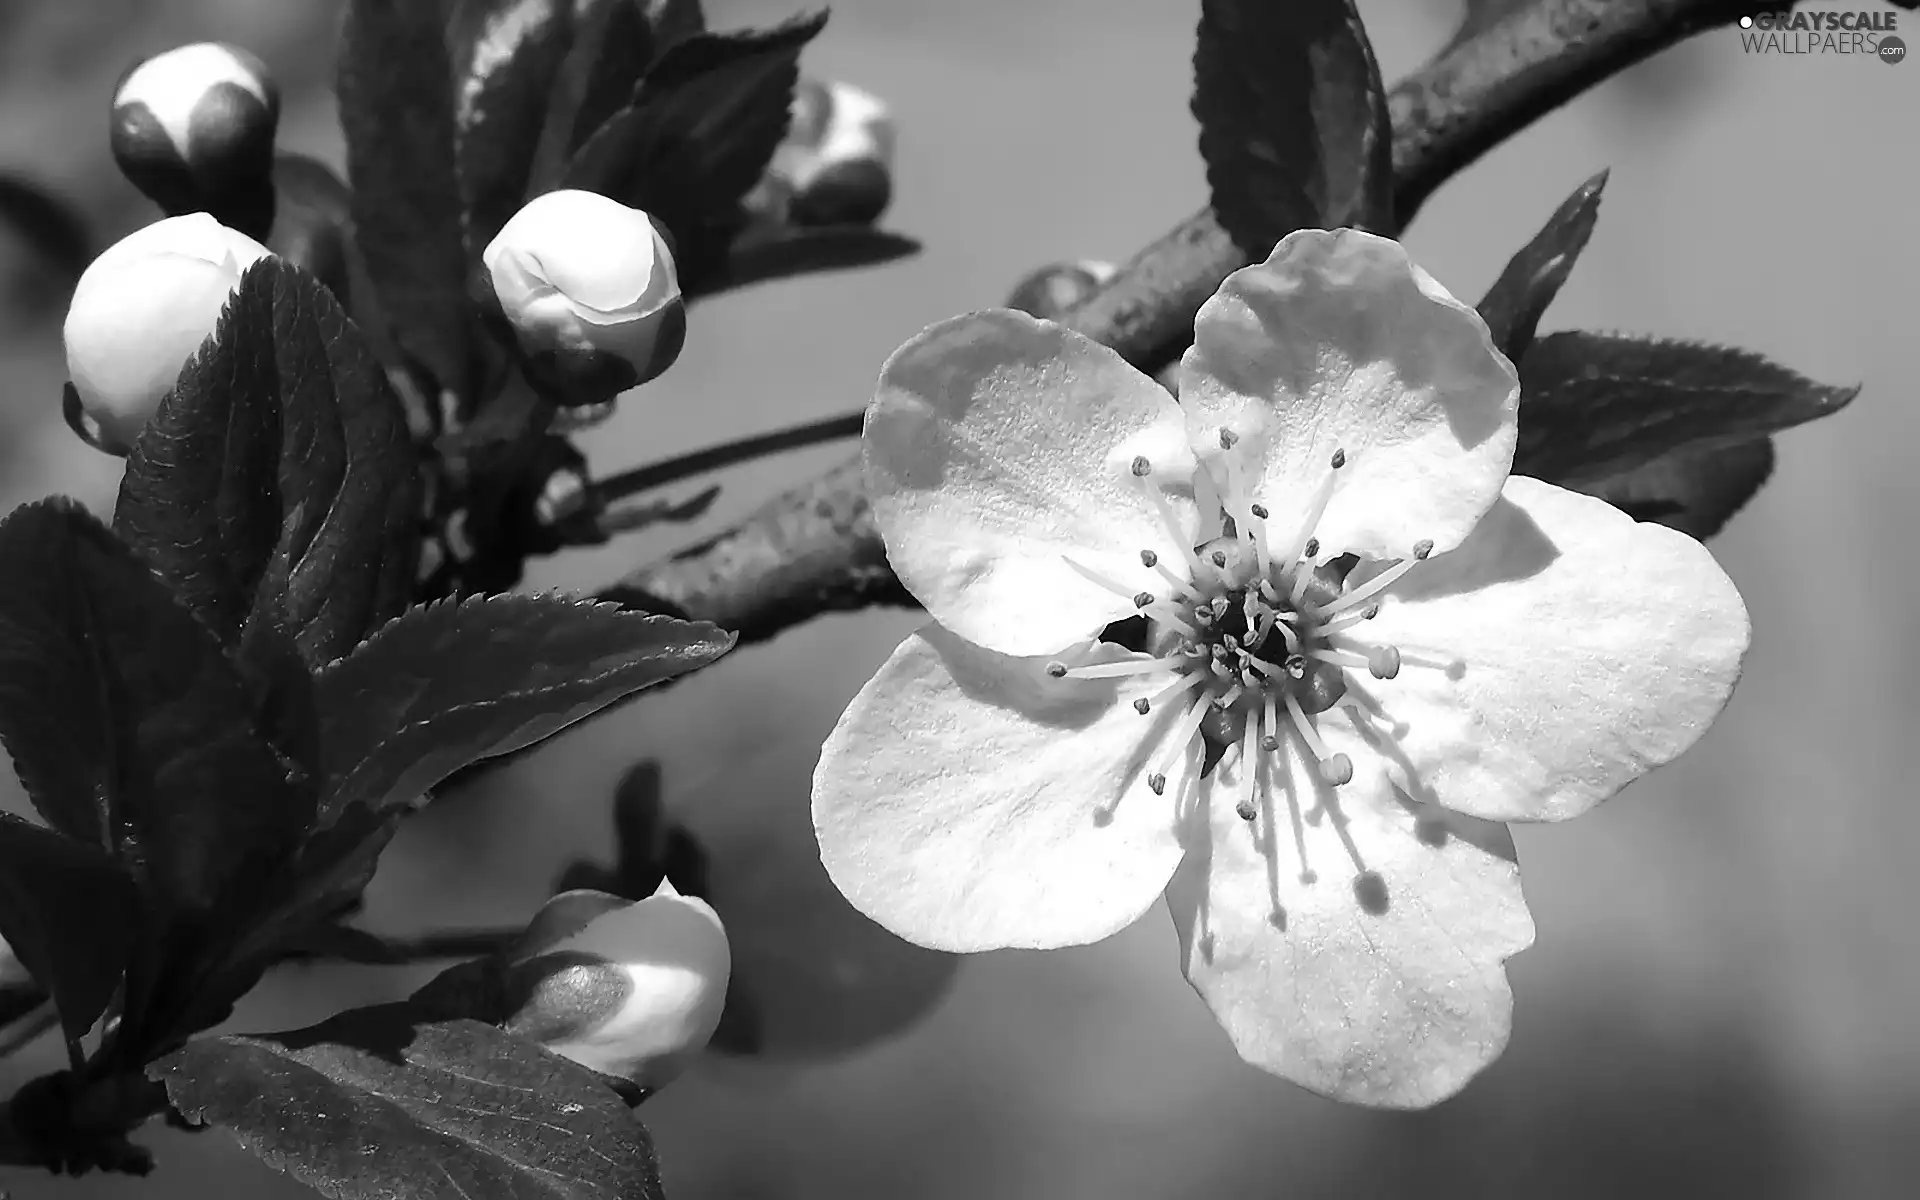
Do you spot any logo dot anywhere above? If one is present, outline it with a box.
[1739,15,1753,27]
[1882,36,1907,64]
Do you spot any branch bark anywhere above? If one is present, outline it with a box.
[607,0,1778,644]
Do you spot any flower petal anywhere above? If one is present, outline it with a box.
[866,310,1200,657]
[813,623,1192,953]
[1179,229,1518,563]
[1166,726,1534,1108]
[1357,475,1750,823]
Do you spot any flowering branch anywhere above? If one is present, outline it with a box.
[604,0,1783,643]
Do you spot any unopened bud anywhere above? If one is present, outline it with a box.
[1005,259,1118,320]
[501,882,730,1091]
[62,213,271,453]
[767,79,895,226]
[482,189,686,408]
[111,43,279,221]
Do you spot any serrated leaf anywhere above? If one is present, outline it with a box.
[693,224,920,297]
[313,595,734,822]
[453,0,576,257]
[0,815,141,1043]
[1512,331,1858,487]
[339,0,474,396]
[526,0,651,194]
[113,259,420,678]
[564,12,827,285]
[156,1003,665,1200]
[0,501,307,913]
[1583,437,1775,540]
[1478,169,1608,359]
[1192,0,1392,258]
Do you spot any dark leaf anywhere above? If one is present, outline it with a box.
[525,0,650,195]
[1583,437,1775,540]
[691,224,920,298]
[1191,0,1392,257]
[313,595,733,822]
[0,500,306,911]
[1478,169,1608,360]
[453,0,575,256]
[155,1003,665,1199]
[113,258,420,675]
[0,816,141,1042]
[338,0,474,395]
[1513,332,1857,487]
[564,12,827,284]
[0,172,91,283]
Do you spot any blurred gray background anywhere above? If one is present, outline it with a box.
[1,0,1916,1196]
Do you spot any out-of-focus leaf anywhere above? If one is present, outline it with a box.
[693,224,919,298]
[1191,0,1392,257]
[1513,332,1858,486]
[1582,436,1775,540]
[113,259,419,674]
[1478,169,1608,360]
[564,12,827,284]
[0,501,306,913]
[338,0,473,395]
[453,0,574,256]
[0,816,141,1042]
[313,595,733,822]
[155,1003,665,1199]
[0,172,90,283]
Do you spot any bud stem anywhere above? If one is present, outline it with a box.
[590,410,865,509]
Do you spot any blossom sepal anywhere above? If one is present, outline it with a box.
[110,42,280,226]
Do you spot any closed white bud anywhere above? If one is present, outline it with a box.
[111,43,279,212]
[482,189,686,407]
[62,214,271,453]
[768,79,895,226]
[502,881,730,1091]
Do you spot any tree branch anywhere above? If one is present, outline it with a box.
[605,0,1775,644]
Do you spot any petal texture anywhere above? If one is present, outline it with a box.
[1360,475,1751,823]
[813,624,1191,953]
[1179,229,1518,563]
[866,310,1200,657]
[1166,727,1534,1108]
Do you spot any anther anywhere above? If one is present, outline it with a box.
[1131,455,1152,477]
[1140,549,1158,567]
[1367,645,1401,680]
[1260,733,1281,752]
[1330,448,1347,469]
[1045,662,1068,678]
[1210,549,1228,568]
[1219,428,1239,450]
[1285,654,1307,679]
[1303,537,1319,559]
[1133,698,1151,714]
[1319,753,1355,786]
[1250,503,1269,519]
[1413,538,1434,560]
[1237,798,1258,822]
[1148,774,1167,795]
[1133,591,1154,608]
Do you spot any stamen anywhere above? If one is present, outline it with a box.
[1216,428,1256,545]
[1134,473,1206,577]
[1054,655,1191,680]
[1148,694,1214,795]
[1140,549,1199,600]
[1061,555,1144,602]
[1314,550,1425,619]
[1284,693,1354,787]
[1275,447,1346,569]
[1139,601,1202,637]
[1135,668,1205,715]
[1318,603,1380,636]
[1215,683,1245,710]
[1261,692,1281,751]
[1235,703,1261,822]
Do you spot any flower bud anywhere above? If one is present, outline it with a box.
[1005,259,1119,320]
[482,189,686,408]
[111,43,280,221]
[62,213,272,453]
[500,882,730,1091]
[769,79,895,227]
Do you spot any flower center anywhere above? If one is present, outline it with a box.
[1052,430,1436,821]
